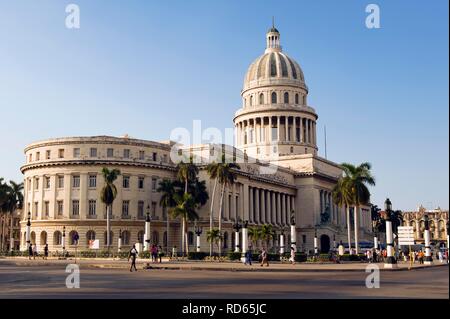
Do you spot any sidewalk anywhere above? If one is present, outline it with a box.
[1,256,447,272]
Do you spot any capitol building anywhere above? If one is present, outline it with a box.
[19,25,373,254]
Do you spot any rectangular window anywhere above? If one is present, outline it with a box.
[44,176,50,189]
[58,149,65,158]
[107,148,114,157]
[44,201,49,217]
[34,202,38,217]
[57,175,64,188]
[29,154,32,162]
[138,177,144,189]
[138,201,144,218]
[90,148,97,157]
[151,201,157,218]
[88,175,97,188]
[36,152,40,161]
[123,176,130,189]
[34,178,39,190]
[88,200,96,216]
[57,201,64,215]
[152,152,157,161]
[152,178,157,191]
[139,150,145,160]
[122,200,129,216]
[123,149,130,158]
[73,148,80,158]
[72,175,80,188]
[46,150,51,159]
[72,200,79,215]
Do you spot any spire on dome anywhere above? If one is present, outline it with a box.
[266,18,281,52]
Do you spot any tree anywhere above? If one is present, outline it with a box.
[5,181,23,251]
[248,226,261,250]
[341,162,376,254]
[333,176,353,254]
[157,179,177,254]
[170,192,199,256]
[206,228,221,255]
[259,224,275,250]
[370,204,384,234]
[99,168,121,251]
[209,154,240,256]
[177,157,199,195]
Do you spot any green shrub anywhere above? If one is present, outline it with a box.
[139,251,151,259]
[227,251,241,260]
[188,252,209,260]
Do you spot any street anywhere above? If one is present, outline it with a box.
[0,261,447,298]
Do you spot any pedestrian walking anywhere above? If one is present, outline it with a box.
[32,244,37,259]
[244,249,252,265]
[289,246,296,265]
[28,244,33,260]
[260,248,269,267]
[128,244,138,272]
[43,244,49,260]
[158,245,164,263]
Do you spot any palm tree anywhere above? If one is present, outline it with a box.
[211,154,240,256]
[259,224,275,250]
[4,181,23,251]
[206,228,221,255]
[206,159,220,256]
[341,162,376,255]
[333,176,353,254]
[157,179,177,254]
[170,192,199,256]
[99,167,121,251]
[248,226,261,250]
[177,157,199,195]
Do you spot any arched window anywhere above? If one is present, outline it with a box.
[302,95,306,105]
[104,231,113,246]
[30,231,36,245]
[295,94,299,104]
[53,231,62,246]
[223,232,228,249]
[40,231,47,245]
[122,230,131,245]
[137,231,144,244]
[259,93,264,105]
[86,230,96,241]
[271,92,277,104]
[188,231,194,245]
[249,95,253,106]
[152,231,159,245]
[284,92,289,103]
[69,231,79,245]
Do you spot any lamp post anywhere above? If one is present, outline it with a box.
[279,227,285,255]
[241,220,249,263]
[332,234,336,252]
[62,226,66,258]
[383,198,397,268]
[290,211,296,252]
[144,205,151,252]
[314,229,319,255]
[25,211,31,251]
[194,223,202,253]
[372,220,379,250]
[232,219,242,253]
[118,228,122,253]
[423,214,433,265]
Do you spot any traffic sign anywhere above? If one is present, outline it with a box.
[397,226,415,245]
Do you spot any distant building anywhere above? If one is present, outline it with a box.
[402,206,448,244]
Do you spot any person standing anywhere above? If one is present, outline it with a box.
[260,248,269,267]
[28,244,33,260]
[32,244,37,260]
[43,244,49,260]
[128,244,138,272]
[244,249,252,266]
[158,245,164,263]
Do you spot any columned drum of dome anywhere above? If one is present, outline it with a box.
[234,26,318,161]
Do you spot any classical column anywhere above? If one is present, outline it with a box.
[267,191,272,224]
[276,116,280,142]
[299,117,303,143]
[279,232,285,254]
[249,187,254,223]
[241,222,248,262]
[252,118,256,144]
[271,192,276,225]
[293,117,297,142]
[255,188,260,224]
[285,116,289,142]
[268,117,272,142]
[260,189,266,224]
[287,195,291,222]
[281,194,286,225]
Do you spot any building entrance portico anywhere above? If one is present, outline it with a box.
[320,234,330,253]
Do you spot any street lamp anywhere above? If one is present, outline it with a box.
[372,219,379,250]
[279,227,285,255]
[314,229,319,255]
[144,205,151,252]
[62,226,66,258]
[290,211,296,252]
[241,220,249,263]
[194,223,203,253]
[383,198,397,268]
[232,219,242,253]
[118,228,122,253]
[26,211,31,251]
[423,214,433,265]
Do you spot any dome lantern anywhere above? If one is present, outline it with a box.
[266,17,281,53]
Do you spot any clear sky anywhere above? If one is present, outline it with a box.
[0,0,448,211]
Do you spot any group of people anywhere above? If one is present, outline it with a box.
[128,244,165,272]
[27,243,49,260]
[364,247,449,265]
[243,246,296,267]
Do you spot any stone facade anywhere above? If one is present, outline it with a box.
[402,206,449,244]
[19,26,373,255]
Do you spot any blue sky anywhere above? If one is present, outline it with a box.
[0,0,448,211]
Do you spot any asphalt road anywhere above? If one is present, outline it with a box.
[0,263,448,299]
